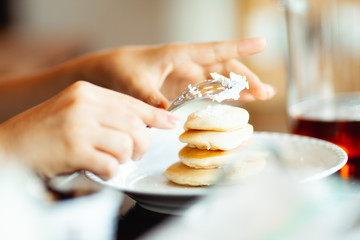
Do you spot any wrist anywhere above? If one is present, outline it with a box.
[74,50,113,88]
[0,123,11,164]
[0,119,33,170]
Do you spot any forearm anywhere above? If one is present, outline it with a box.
[0,135,5,164]
[0,122,11,164]
[0,57,87,122]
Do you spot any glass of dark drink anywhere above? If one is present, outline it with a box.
[283,0,360,179]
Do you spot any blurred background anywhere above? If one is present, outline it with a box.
[0,0,287,132]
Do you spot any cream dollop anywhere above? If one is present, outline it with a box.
[209,72,249,102]
[172,72,249,107]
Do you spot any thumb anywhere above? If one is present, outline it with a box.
[128,72,171,109]
[139,87,170,109]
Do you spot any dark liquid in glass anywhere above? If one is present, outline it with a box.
[288,94,360,179]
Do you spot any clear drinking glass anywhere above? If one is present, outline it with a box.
[283,0,360,178]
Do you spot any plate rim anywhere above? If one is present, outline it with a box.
[85,131,348,197]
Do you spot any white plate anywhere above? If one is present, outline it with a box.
[85,101,347,214]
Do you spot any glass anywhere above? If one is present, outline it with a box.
[283,0,360,178]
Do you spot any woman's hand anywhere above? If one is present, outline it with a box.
[78,38,276,109]
[0,38,275,121]
[0,81,179,179]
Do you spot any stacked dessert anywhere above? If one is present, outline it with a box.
[164,104,265,186]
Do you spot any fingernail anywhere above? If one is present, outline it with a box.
[261,84,276,99]
[132,154,143,162]
[100,161,118,180]
[267,85,277,98]
[257,37,268,46]
[147,94,161,107]
[167,114,181,126]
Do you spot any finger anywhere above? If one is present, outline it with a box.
[237,91,256,101]
[226,60,276,100]
[91,85,180,129]
[188,38,267,65]
[79,148,119,180]
[115,95,180,129]
[91,129,135,163]
[136,86,170,109]
[122,62,173,109]
[95,121,150,162]
[120,75,171,109]
[160,66,205,100]
[101,96,179,129]
[132,104,180,129]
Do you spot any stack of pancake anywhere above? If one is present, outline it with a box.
[164,104,265,186]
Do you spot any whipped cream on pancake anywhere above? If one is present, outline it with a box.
[192,104,230,118]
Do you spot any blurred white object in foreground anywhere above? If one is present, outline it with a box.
[0,163,122,240]
[143,170,360,240]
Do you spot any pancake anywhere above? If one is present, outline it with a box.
[184,104,249,131]
[164,162,221,186]
[164,153,267,186]
[225,153,267,182]
[179,124,253,150]
[179,145,241,168]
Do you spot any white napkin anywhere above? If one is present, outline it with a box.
[0,163,122,240]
